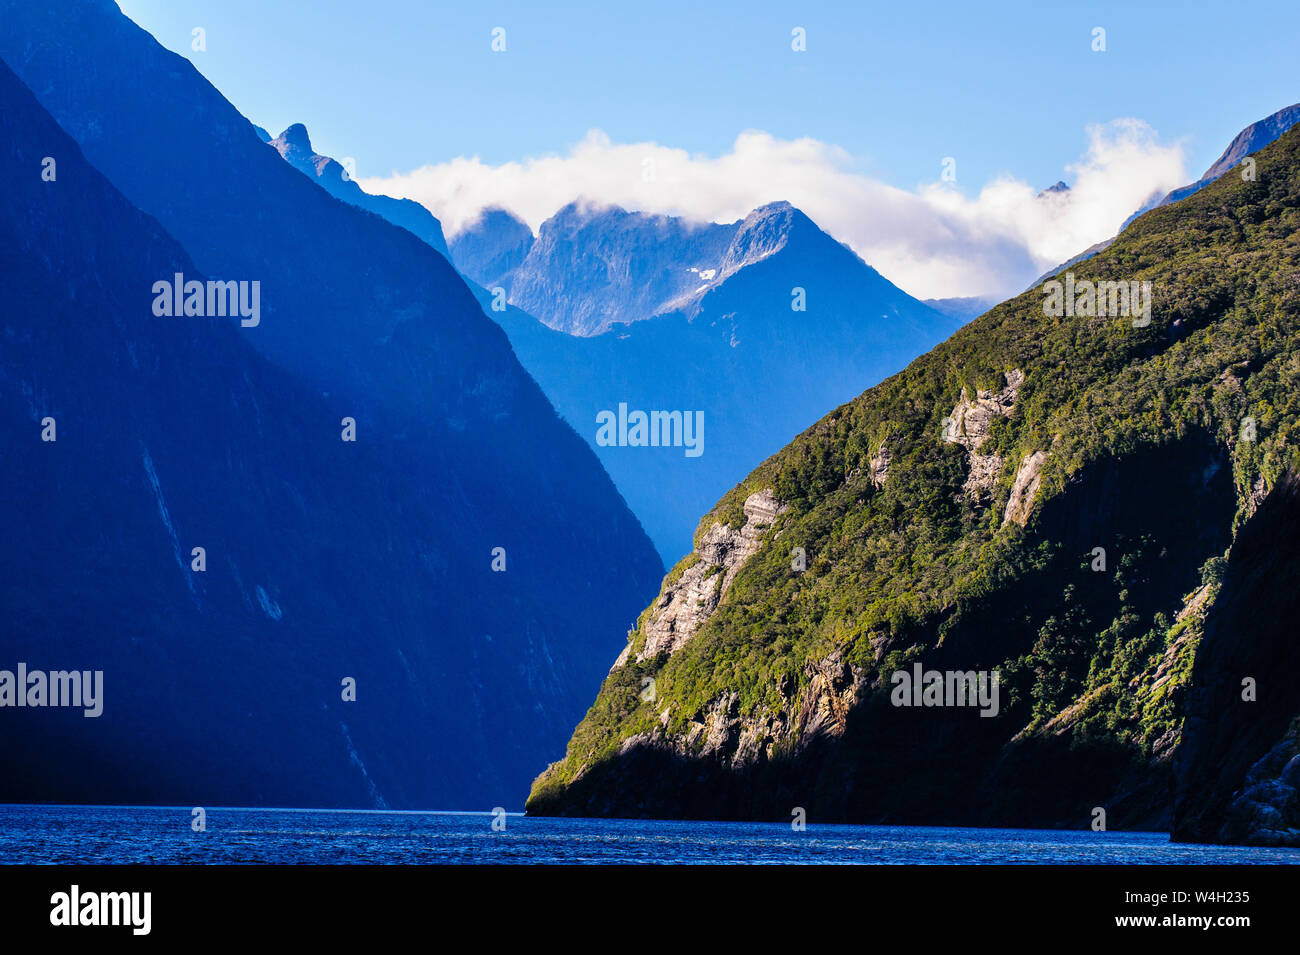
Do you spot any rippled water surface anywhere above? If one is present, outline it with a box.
[2,805,1297,864]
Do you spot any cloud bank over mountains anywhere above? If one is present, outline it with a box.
[360,119,1188,300]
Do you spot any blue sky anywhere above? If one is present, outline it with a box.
[114,0,1300,297]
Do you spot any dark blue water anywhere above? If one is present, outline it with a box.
[2,806,1298,864]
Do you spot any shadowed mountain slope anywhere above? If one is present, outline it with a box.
[0,2,661,809]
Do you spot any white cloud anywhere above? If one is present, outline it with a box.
[359,121,1188,300]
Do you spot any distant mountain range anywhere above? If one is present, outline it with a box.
[263,131,962,561]
[0,0,661,810]
[452,202,739,337]
[452,200,961,560]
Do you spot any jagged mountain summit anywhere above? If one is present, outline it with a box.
[450,199,885,339]
[0,0,661,809]
[463,201,739,336]
[269,122,450,259]
[529,118,1300,848]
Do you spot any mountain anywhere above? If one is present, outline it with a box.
[922,296,999,323]
[464,201,740,336]
[1174,471,1300,845]
[282,153,959,563]
[1201,105,1300,180]
[448,206,535,292]
[1034,102,1300,286]
[0,0,662,809]
[528,119,1300,847]
[269,122,450,259]
[483,201,960,560]
[1127,102,1300,228]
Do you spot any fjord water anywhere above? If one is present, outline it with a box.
[2,806,1297,864]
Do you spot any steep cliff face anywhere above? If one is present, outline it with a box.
[0,3,662,809]
[1174,470,1300,846]
[620,490,788,666]
[530,121,1300,836]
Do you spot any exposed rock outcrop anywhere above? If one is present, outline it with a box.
[1218,727,1300,846]
[791,649,869,748]
[944,369,1023,499]
[610,648,866,777]
[1003,449,1047,525]
[631,489,787,663]
[964,453,1003,499]
[868,444,893,488]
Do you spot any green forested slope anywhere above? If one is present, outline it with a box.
[529,125,1300,842]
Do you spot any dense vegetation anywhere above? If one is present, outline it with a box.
[530,125,1300,825]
